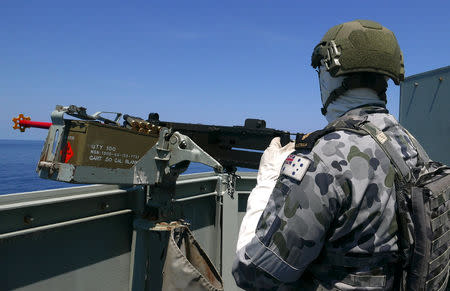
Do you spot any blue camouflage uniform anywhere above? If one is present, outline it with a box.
[232,106,420,290]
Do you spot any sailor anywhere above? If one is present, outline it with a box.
[232,20,416,290]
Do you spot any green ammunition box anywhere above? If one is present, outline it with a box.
[61,120,159,169]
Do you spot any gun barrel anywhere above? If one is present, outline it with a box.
[12,114,53,132]
[20,120,52,129]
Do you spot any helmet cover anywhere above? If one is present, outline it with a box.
[311,20,404,84]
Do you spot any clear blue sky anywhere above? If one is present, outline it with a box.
[1,0,449,140]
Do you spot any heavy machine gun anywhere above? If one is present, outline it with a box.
[14,105,291,185]
[123,112,291,171]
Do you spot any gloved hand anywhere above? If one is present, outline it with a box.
[236,137,295,252]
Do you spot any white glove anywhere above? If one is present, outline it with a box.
[236,137,295,252]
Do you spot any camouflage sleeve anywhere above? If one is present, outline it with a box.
[232,150,346,288]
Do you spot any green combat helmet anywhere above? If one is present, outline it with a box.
[311,20,405,115]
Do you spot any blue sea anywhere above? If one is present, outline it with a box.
[0,139,224,195]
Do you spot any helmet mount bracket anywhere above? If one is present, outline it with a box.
[322,40,341,73]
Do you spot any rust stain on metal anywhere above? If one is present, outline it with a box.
[187,245,222,288]
[181,227,223,289]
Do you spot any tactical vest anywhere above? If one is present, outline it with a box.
[296,115,450,291]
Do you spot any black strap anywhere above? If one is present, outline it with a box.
[321,73,388,115]
[295,118,365,150]
[295,114,413,183]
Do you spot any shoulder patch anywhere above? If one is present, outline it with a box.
[281,154,311,182]
[295,129,334,150]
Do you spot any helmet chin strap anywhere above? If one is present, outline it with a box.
[319,66,388,123]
